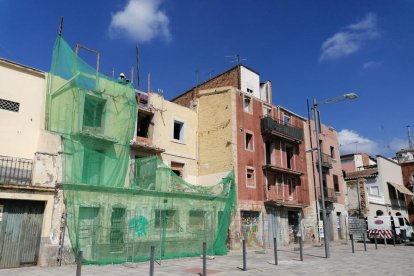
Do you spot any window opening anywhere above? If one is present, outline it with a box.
[245,132,253,151]
[286,146,293,169]
[137,112,153,137]
[173,120,184,141]
[243,96,252,112]
[333,174,340,192]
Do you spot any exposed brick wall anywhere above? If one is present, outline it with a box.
[172,66,239,108]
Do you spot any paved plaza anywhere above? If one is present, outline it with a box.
[2,242,413,276]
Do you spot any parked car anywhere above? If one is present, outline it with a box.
[366,216,414,243]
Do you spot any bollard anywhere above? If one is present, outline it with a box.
[363,233,367,251]
[76,251,82,276]
[392,230,396,247]
[202,242,207,276]
[242,239,247,271]
[350,234,354,253]
[150,246,155,276]
[384,236,387,248]
[299,236,303,261]
[273,237,278,265]
[375,236,378,250]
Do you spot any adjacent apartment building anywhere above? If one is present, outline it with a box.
[305,122,347,242]
[0,58,61,268]
[342,154,413,218]
[396,148,414,223]
[173,65,310,247]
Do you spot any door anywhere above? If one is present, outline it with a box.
[78,207,100,261]
[0,200,44,268]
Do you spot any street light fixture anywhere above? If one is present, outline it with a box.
[313,93,358,259]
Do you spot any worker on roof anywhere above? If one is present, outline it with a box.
[118,72,127,84]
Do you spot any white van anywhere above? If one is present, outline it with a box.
[366,216,414,242]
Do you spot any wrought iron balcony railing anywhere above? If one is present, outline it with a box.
[0,155,33,186]
[260,116,304,142]
[316,152,333,169]
[316,187,337,203]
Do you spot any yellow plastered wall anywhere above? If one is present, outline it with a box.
[197,87,236,177]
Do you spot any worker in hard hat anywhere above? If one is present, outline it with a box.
[118,73,127,84]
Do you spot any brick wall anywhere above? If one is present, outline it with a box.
[172,66,239,108]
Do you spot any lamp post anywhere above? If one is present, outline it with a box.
[313,93,357,258]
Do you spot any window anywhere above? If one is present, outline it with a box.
[263,106,272,117]
[330,146,335,158]
[0,98,20,112]
[288,178,296,198]
[137,112,153,138]
[173,120,184,141]
[286,145,294,169]
[83,95,105,129]
[243,96,252,113]
[265,141,273,164]
[246,168,256,188]
[189,210,206,229]
[245,132,253,151]
[155,210,177,229]
[171,161,184,178]
[369,186,380,196]
[82,149,103,185]
[333,174,340,192]
[283,114,290,125]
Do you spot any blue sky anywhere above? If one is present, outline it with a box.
[1,0,414,157]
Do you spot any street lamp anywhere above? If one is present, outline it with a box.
[313,93,358,258]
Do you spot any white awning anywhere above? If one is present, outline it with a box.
[387,182,414,196]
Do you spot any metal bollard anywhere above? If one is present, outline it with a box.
[150,246,155,276]
[350,234,354,253]
[242,239,247,271]
[299,236,303,261]
[375,236,378,250]
[384,236,387,248]
[76,251,83,276]
[363,233,367,251]
[392,230,396,247]
[273,237,278,265]
[202,242,207,276]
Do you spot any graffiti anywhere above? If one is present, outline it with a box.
[241,214,262,247]
[129,215,149,237]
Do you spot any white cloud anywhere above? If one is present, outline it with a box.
[362,60,381,69]
[319,13,380,62]
[388,137,409,152]
[338,129,379,155]
[109,0,171,43]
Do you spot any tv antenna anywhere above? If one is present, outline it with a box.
[226,54,246,65]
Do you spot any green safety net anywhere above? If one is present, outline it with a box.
[46,36,236,264]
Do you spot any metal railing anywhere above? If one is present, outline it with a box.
[316,187,337,202]
[0,155,33,185]
[316,152,333,168]
[260,116,304,141]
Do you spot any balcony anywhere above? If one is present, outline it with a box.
[261,116,304,143]
[262,164,304,177]
[316,187,337,203]
[265,184,308,208]
[0,155,33,186]
[316,152,333,169]
[130,137,165,156]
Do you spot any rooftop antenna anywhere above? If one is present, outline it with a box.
[58,16,64,36]
[207,70,214,80]
[136,45,140,90]
[407,125,413,149]
[226,54,246,65]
